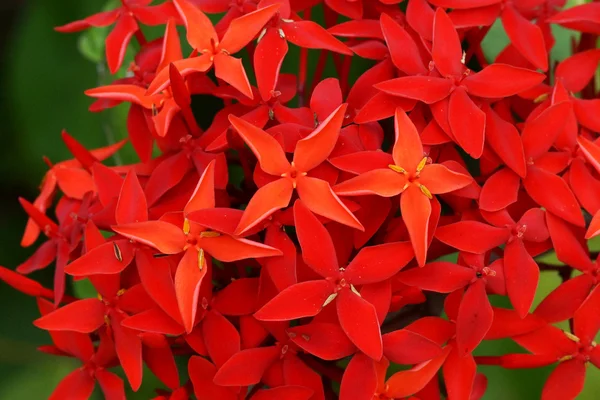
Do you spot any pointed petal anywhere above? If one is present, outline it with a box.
[214,54,252,99]
[501,5,548,71]
[113,221,185,254]
[398,262,476,292]
[522,102,572,160]
[111,313,143,390]
[337,288,383,360]
[235,178,294,235]
[339,354,378,400]
[254,280,333,321]
[392,108,424,170]
[448,87,486,158]
[202,310,241,368]
[462,64,545,98]
[386,347,451,398]
[34,299,105,333]
[293,104,347,172]
[375,76,454,104]
[419,163,473,194]
[541,360,586,400]
[49,369,95,400]
[432,8,464,78]
[401,185,432,266]
[219,4,280,53]
[184,160,215,214]
[65,240,134,276]
[574,284,600,342]
[213,346,280,386]
[333,169,405,197]
[479,168,521,212]
[228,114,289,175]
[96,369,126,400]
[106,14,138,73]
[202,235,282,262]
[255,28,289,102]
[435,221,509,253]
[288,322,356,361]
[383,329,443,364]
[380,13,426,75]
[283,19,353,54]
[345,242,414,285]
[577,135,600,175]
[297,176,364,231]
[116,170,148,225]
[173,0,218,51]
[523,166,584,227]
[485,107,526,177]
[456,280,493,354]
[174,248,207,333]
[294,199,340,278]
[504,240,539,318]
[534,274,593,323]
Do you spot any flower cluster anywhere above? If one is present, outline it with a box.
[3,0,600,399]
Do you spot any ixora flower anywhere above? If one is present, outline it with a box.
[3,0,600,399]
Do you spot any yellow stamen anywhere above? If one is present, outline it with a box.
[112,242,123,262]
[564,331,580,342]
[183,218,191,235]
[534,93,549,103]
[420,185,433,199]
[116,288,126,296]
[104,315,111,326]
[416,157,428,173]
[322,293,338,308]
[198,249,206,270]
[350,284,361,297]
[559,355,573,363]
[389,164,407,174]
[200,231,221,238]
[97,293,103,301]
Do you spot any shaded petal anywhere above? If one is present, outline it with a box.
[386,347,451,398]
[434,221,510,253]
[184,160,215,214]
[339,354,378,400]
[522,102,572,161]
[419,163,473,194]
[479,168,521,212]
[501,5,548,71]
[383,329,443,364]
[213,346,280,386]
[173,0,218,51]
[288,322,357,361]
[201,235,282,262]
[255,28,289,102]
[214,54,253,99]
[65,240,134,276]
[106,14,138,73]
[574,284,600,342]
[541,360,586,400]
[49,369,95,400]
[116,170,148,225]
[380,13,426,75]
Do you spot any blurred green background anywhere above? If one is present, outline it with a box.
[0,0,598,398]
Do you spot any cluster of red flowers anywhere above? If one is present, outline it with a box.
[3,0,600,399]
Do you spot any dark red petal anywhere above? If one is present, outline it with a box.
[501,5,548,71]
[383,329,443,364]
[397,262,475,293]
[213,346,280,386]
[49,368,95,400]
[448,87,486,158]
[432,8,465,78]
[288,322,357,361]
[339,353,378,400]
